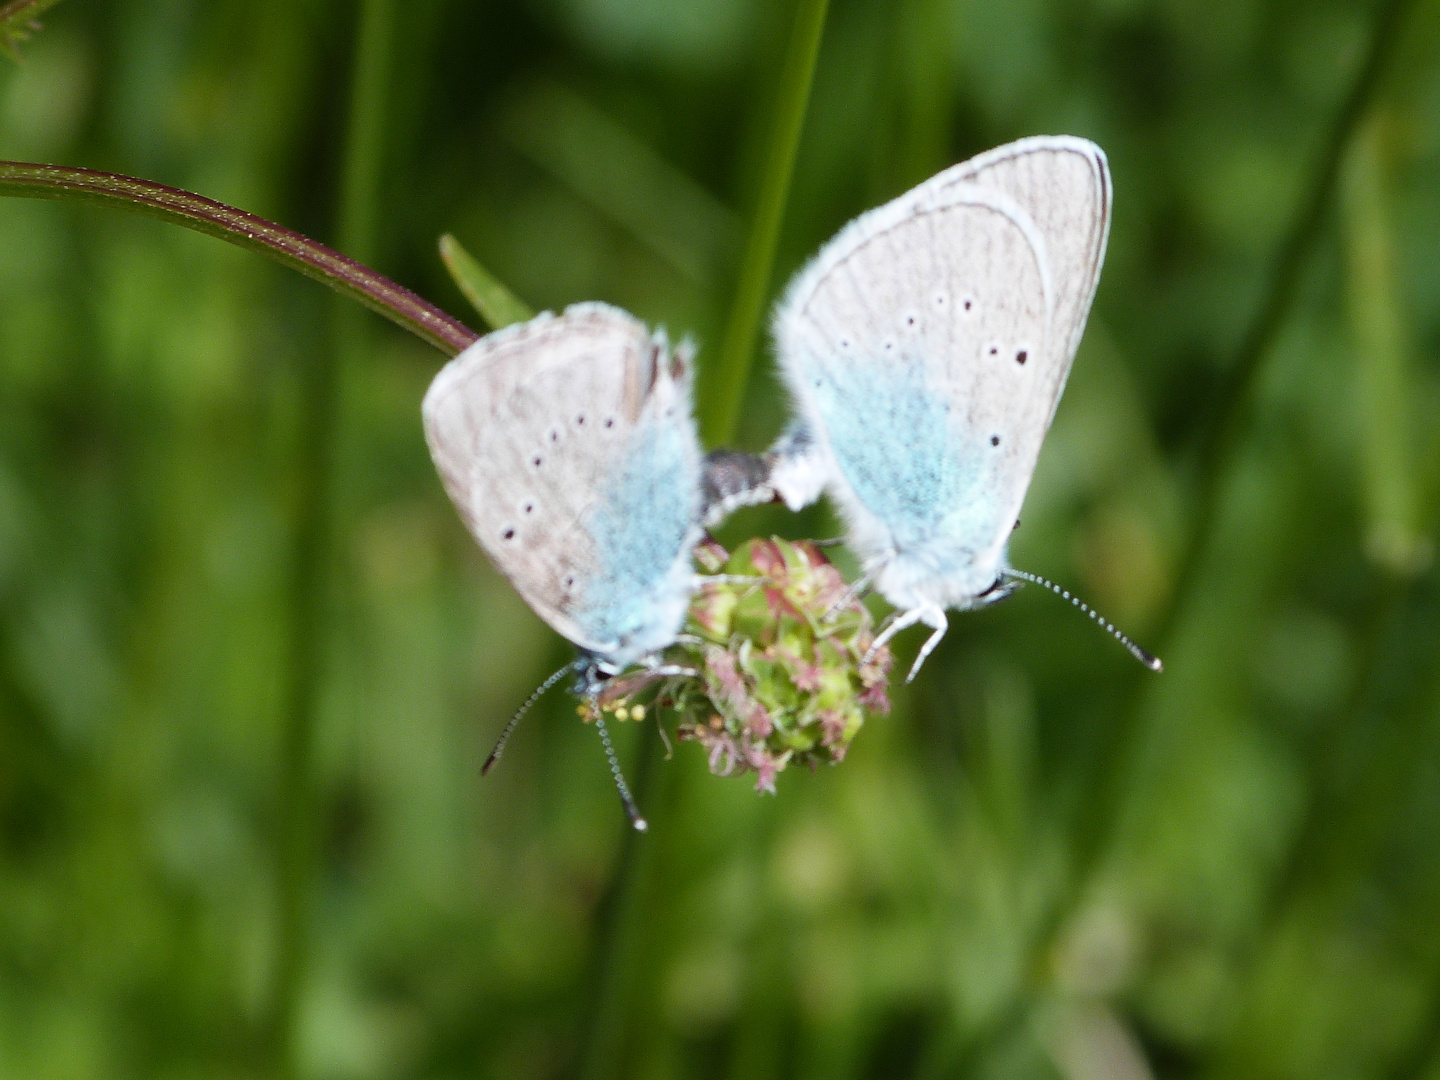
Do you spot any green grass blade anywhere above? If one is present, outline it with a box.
[1342,108,1431,575]
[497,81,740,284]
[438,233,534,331]
[700,0,831,445]
[271,1,396,1076]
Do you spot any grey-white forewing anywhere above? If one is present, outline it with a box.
[775,183,1051,583]
[926,136,1110,426]
[422,303,682,655]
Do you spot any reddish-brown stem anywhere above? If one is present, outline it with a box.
[0,161,480,356]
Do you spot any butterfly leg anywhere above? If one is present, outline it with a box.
[825,555,889,621]
[905,605,949,683]
[863,605,928,664]
[644,663,700,678]
[632,653,699,679]
[695,574,767,587]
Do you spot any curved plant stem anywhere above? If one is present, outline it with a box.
[0,162,478,356]
[700,0,831,445]
[270,1,397,1077]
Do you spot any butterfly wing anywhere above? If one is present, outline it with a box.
[423,303,702,663]
[774,137,1109,603]
[928,136,1111,429]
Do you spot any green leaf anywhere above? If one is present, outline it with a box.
[437,233,534,331]
[0,0,64,62]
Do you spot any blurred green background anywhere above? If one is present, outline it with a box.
[4,0,1440,1077]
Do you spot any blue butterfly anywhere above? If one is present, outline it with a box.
[766,137,1158,680]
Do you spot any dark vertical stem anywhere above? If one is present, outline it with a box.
[576,738,668,1080]
[270,294,339,1080]
[1029,0,1420,1012]
[576,2,833,1077]
[1174,0,1417,618]
[270,1,394,1076]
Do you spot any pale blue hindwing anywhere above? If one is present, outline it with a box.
[804,353,997,560]
[574,414,698,652]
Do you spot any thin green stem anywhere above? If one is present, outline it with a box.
[0,162,478,355]
[700,0,830,445]
[270,2,396,1077]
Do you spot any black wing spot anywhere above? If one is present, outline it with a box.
[963,298,973,311]
[576,414,585,426]
[502,527,516,541]
[1016,350,1027,365]
[564,575,575,589]
[604,418,615,429]
[990,435,1000,447]
[988,346,998,356]
[524,502,534,514]
[532,455,543,468]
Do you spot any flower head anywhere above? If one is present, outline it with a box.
[599,537,892,793]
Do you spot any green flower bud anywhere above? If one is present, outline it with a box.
[605,537,892,793]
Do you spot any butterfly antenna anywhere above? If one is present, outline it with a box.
[594,714,648,831]
[482,661,576,776]
[1003,568,1163,672]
